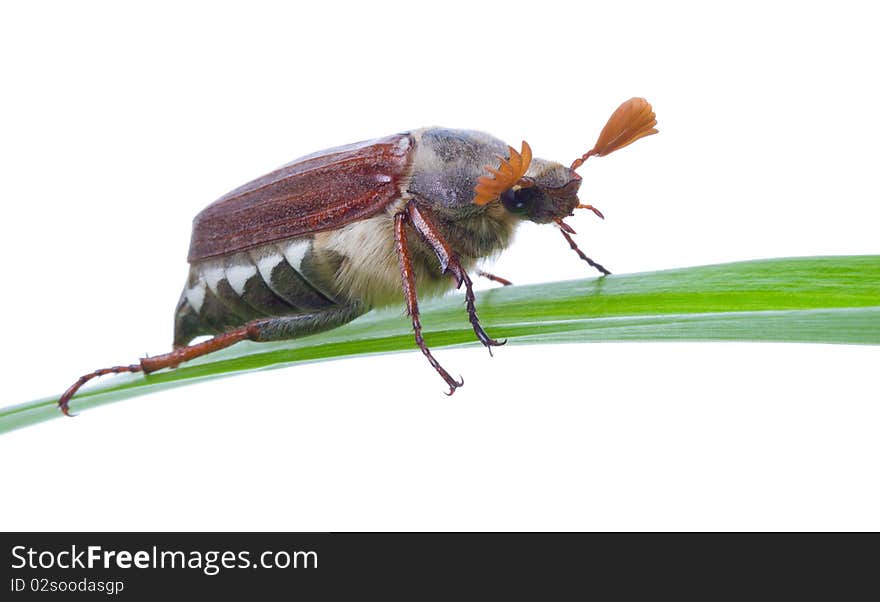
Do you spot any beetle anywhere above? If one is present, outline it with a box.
[58,98,658,415]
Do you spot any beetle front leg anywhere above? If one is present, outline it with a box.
[405,202,506,354]
[556,219,611,276]
[394,211,463,395]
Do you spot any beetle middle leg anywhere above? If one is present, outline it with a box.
[394,211,463,395]
[404,202,505,354]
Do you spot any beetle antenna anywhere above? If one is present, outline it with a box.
[473,141,532,205]
[570,150,596,171]
[571,97,658,170]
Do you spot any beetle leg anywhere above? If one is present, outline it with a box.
[58,364,144,417]
[394,211,463,395]
[405,202,506,354]
[58,305,364,416]
[58,327,253,416]
[476,270,513,286]
[244,304,365,342]
[144,305,362,369]
[556,219,611,276]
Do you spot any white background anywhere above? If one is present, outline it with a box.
[1,1,877,531]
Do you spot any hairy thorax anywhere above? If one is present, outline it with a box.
[316,198,519,309]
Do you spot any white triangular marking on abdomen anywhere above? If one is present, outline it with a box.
[225,264,257,296]
[256,253,285,284]
[185,280,206,313]
[283,240,310,272]
[203,265,225,293]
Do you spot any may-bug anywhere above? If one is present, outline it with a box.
[59,98,658,415]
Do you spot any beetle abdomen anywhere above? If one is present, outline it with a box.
[174,236,342,347]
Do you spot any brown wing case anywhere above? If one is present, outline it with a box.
[188,133,414,262]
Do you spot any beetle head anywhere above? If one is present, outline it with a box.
[498,163,582,224]
[474,98,657,224]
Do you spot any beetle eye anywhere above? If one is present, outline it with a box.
[501,187,534,214]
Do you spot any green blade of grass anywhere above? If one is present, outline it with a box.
[3,255,879,433]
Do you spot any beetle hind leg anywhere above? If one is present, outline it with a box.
[58,327,254,416]
[58,305,364,416]
[58,364,144,416]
